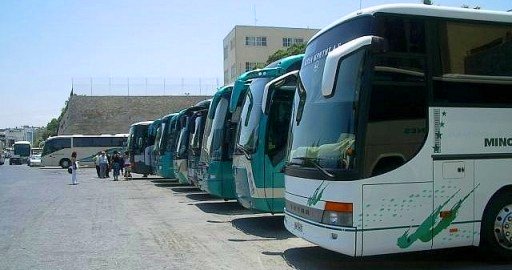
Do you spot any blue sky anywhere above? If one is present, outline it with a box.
[0,0,510,128]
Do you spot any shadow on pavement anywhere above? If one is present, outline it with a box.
[231,215,294,240]
[171,186,200,193]
[154,182,185,188]
[186,193,218,201]
[151,179,178,184]
[195,201,252,215]
[282,246,497,270]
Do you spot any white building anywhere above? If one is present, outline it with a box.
[223,25,319,84]
[4,126,37,147]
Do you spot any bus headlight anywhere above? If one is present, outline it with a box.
[321,201,353,227]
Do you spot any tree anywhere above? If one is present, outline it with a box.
[423,0,433,5]
[266,43,306,65]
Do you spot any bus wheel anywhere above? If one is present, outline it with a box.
[60,158,71,169]
[481,192,512,261]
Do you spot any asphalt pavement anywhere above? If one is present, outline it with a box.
[0,162,510,270]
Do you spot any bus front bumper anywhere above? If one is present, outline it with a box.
[284,210,358,256]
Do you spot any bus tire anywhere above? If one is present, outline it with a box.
[480,191,512,261]
[60,158,71,169]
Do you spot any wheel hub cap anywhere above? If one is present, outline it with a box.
[494,204,512,249]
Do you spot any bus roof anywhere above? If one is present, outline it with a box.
[130,121,153,127]
[14,141,31,145]
[46,134,128,140]
[310,4,512,44]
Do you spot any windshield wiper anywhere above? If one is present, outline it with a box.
[288,157,335,179]
[236,145,252,160]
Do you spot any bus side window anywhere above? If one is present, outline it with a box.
[434,21,512,105]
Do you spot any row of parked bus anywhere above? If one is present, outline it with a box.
[97,4,512,260]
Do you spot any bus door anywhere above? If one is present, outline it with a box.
[263,72,297,211]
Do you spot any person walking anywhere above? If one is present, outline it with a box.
[105,150,112,178]
[71,151,79,185]
[123,151,132,179]
[99,151,109,178]
[93,152,101,178]
[112,152,121,181]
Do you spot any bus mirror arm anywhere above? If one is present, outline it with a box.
[322,35,386,97]
[262,70,299,114]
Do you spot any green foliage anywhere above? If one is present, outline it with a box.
[266,43,306,65]
[38,97,71,145]
[423,0,433,5]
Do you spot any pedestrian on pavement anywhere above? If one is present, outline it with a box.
[99,151,108,178]
[71,151,79,185]
[105,150,112,178]
[112,151,121,181]
[124,151,132,179]
[93,152,101,178]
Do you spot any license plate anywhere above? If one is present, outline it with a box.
[294,221,303,232]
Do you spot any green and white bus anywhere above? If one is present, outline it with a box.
[284,4,512,258]
[127,121,154,176]
[42,134,127,168]
[198,85,237,198]
[155,113,178,178]
[232,54,303,213]
[187,108,208,186]
[174,100,211,184]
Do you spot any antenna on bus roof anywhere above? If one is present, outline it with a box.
[359,0,362,12]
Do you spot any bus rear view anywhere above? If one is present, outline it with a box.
[284,4,512,259]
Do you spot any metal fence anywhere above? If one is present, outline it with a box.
[72,77,221,96]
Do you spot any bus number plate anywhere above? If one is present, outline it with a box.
[294,221,303,232]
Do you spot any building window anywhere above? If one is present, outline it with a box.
[283,38,292,47]
[294,38,304,44]
[245,62,264,71]
[223,45,228,59]
[283,37,305,47]
[245,36,267,46]
[230,39,234,50]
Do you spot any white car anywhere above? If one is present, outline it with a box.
[28,154,42,167]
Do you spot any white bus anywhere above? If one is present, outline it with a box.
[283,4,512,259]
[10,141,31,165]
[41,134,128,168]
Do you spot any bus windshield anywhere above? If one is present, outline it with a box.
[237,78,268,154]
[288,17,373,175]
[42,138,71,156]
[128,125,149,154]
[14,144,31,157]
[204,97,230,160]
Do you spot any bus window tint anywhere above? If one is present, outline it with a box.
[364,17,427,177]
[435,21,512,105]
[42,138,71,156]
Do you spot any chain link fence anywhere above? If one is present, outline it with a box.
[72,77,221,96]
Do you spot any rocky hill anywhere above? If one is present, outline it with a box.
[58,95,210,135]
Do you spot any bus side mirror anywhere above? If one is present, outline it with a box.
[322,36,387,97]
[262,70,299,115]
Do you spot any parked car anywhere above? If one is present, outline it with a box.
[28,154,42,167]
[0,152,4,165]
